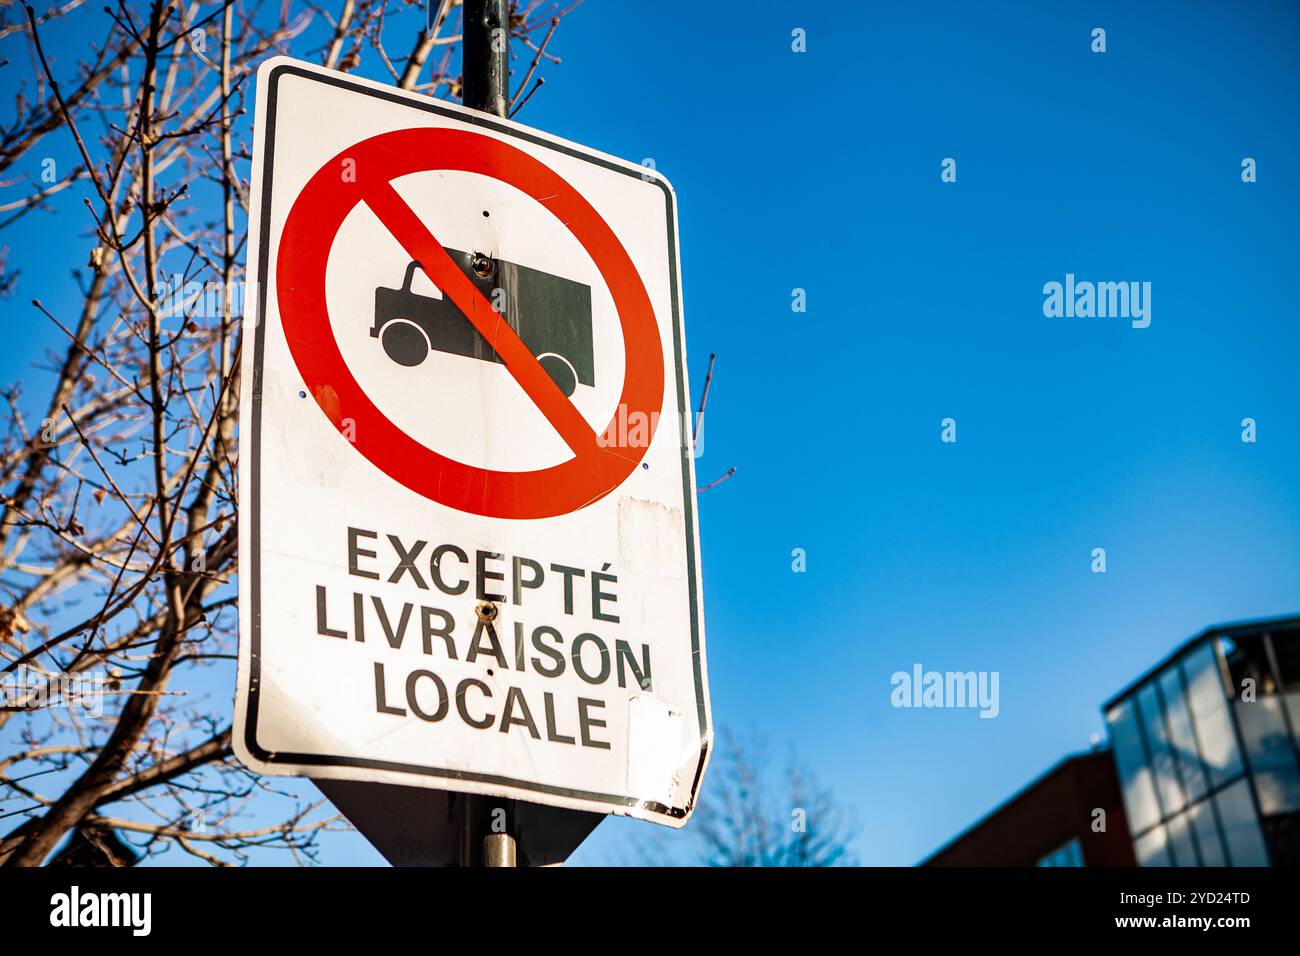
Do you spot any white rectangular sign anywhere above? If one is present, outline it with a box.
[234,57,711,826]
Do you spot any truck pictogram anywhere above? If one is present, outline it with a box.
[371,249,595,397]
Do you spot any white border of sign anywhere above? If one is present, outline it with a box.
[235,58,711,826]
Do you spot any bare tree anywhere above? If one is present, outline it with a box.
[632,730,857,866]
[0,0,575,867]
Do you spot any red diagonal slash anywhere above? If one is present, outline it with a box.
[363,179,600,461]
[275,125,664,519]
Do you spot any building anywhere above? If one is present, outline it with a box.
[1104,614,1300,867]
[923,750,1137,867]
[922,613,1300,866]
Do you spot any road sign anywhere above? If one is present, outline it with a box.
[234,57,711,830]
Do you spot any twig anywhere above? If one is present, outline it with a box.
[698,468,737,494]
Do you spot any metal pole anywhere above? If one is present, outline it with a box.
[455,795,518,867]
[462,0,510,118]
[484,828,517,866]
[455,794,486,866]
[453,0,515,866]
[481,799,518,867]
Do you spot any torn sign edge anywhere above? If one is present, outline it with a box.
[232,56,712,828]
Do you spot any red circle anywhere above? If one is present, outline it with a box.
[275,127,664,519]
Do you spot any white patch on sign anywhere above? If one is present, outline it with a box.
[261,368,347,490]
[626,693,689,806]
[616,497,687,579]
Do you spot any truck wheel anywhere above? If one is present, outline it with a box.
[537,352,578,397]
[380,319,430,367]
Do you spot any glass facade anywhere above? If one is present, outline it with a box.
[1104,621,1300,867]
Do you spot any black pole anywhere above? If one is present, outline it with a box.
[462,0,510,118]
[452,0,513,867]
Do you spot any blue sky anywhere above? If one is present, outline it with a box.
[3,0,1298,865]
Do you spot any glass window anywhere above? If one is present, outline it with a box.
[1234,696,1300,815]
[1223,632,1279,696]
[1187,798,1226,866]
[1221,631,1300,815]
[1285,691,1300,757]
[1166,810,1198,866]
[1134,825,1172,867]
[1214,778,1269,866]
[1185,642,1243,787]
[1161,666,1207,802]
[1107,697,1160,834]
[1266,627,1300,759]
[1139,683,1184,815]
